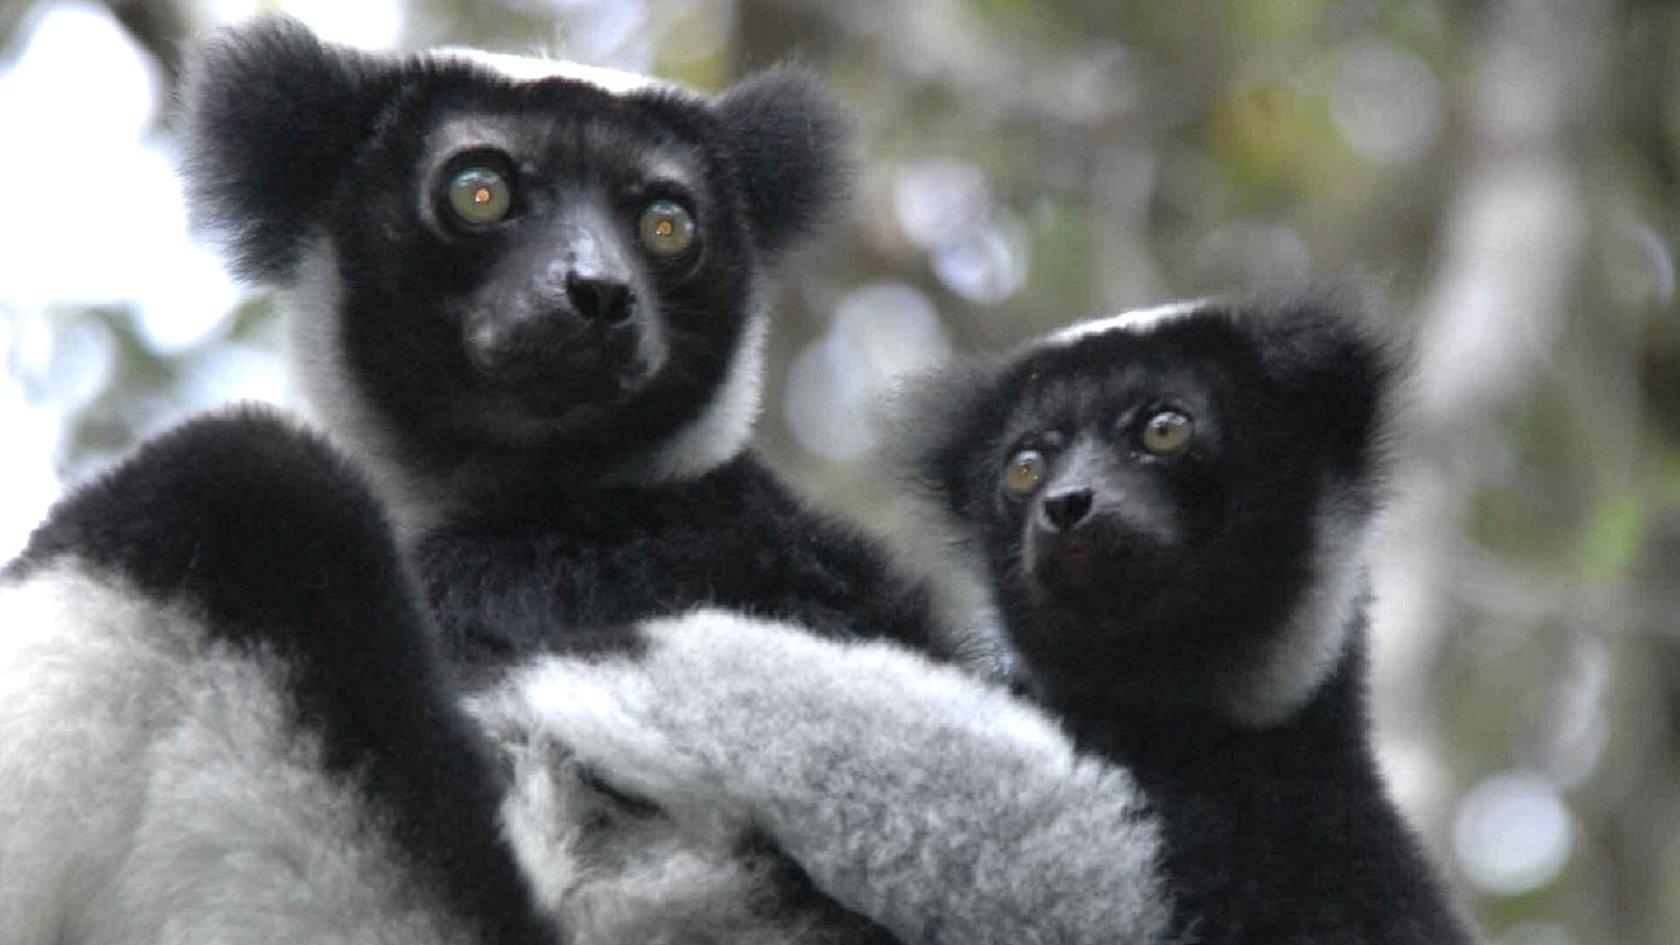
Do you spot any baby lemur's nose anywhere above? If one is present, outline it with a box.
[566,273,636,326]
[1040,488,1094,533]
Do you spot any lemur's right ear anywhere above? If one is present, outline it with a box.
[1249,292,1403,481]
[713,67,852,260]
[180,16,402,282]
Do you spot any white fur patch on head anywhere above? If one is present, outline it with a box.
[0,562,468,944]
[612,299,770,484]
[1044,299,1210,347]
[1225,481,1374,727]
[434,48,665,95]
[475,610,1173,945]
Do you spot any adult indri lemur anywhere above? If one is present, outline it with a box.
[179,16,987,671]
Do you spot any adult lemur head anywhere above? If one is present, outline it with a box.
[181,16,845,528]
[901,296,1396,729]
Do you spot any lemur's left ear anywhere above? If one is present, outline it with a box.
[1252,294,1403,477]
[714,67,852,259]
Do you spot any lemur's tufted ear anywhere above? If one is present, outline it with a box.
[1250,292,1404,479]
[713,67,852,259]
[179,16,403,282]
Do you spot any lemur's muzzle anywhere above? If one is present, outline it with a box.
[463,207,666,399]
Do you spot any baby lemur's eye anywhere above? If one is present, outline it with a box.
[447,166,513,226]
[1002,449,1047,498]
[1140,409,1194,456]
[638,200,696,257]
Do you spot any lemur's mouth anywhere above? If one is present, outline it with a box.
[488,325,664,410]
[1024,526,1160,616]
[1028,534,1109,595]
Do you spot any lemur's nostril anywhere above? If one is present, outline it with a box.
[566,273,635,326]
[1040,489,1094,533]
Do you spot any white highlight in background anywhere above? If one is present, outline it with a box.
[1330,43,1444,166]
[0,3,243,353]
[1453,771,1574,896]
[785,284,951,462]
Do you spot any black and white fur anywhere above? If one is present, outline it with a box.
[179,17,981,671]
[0,408,1173,945]
[0,409,557,945]
[895,296,1476,943]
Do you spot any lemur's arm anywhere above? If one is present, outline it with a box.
[0,409,556,945]
[471,610,1173,945]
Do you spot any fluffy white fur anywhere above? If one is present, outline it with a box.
[491,714,872,945]
[0,561,475,945]
[472,611,1173,945]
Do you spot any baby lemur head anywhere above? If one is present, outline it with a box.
[181,17,847,524]
[902,297,1398,727]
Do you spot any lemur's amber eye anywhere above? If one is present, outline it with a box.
[447,166,512,226]
[1002,449,1047,498]
[639,200,696,257]
[1141,410,1194,455]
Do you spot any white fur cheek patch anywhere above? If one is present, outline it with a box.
[1224,480,1374,728]
[477,610,1175,945]
[614,301,770,485]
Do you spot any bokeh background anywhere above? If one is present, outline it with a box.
[2,0,1677,940]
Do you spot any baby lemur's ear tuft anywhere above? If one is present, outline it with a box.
[878,355,1013,528]
[179,15,403,282]
[1250,291,1406,480]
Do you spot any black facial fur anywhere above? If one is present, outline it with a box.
[8,407,557,945]
[182,16,849,507]
[914,298,1392,712]
[903,297,1474,943]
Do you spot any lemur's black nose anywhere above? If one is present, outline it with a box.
[566,273,635,326]
[1040,488,1094,532]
